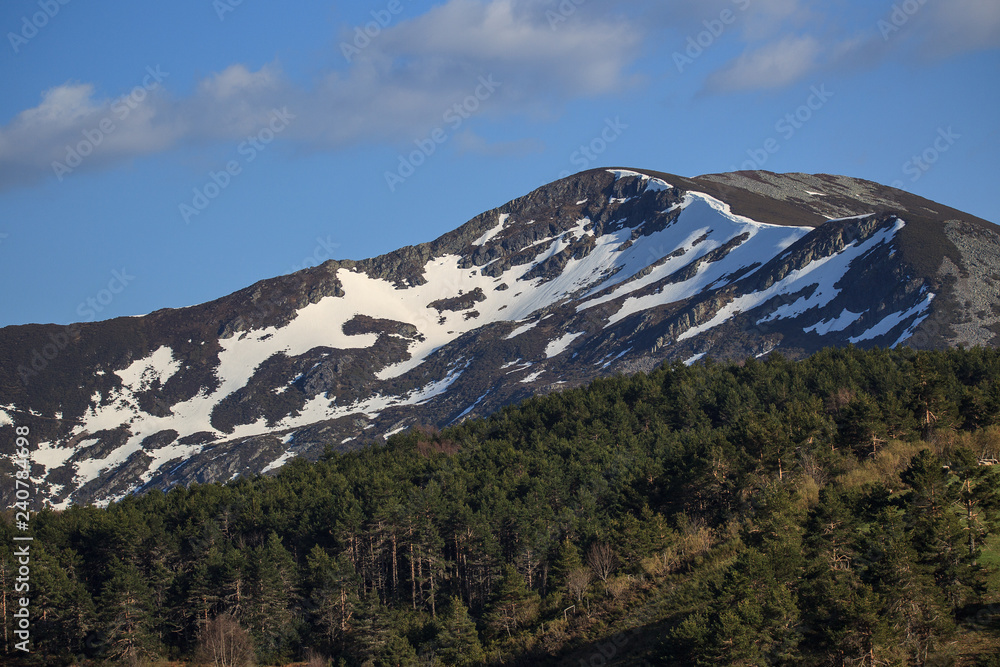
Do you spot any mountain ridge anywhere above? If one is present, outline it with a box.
[2,167,997,508]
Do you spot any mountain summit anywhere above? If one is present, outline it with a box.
[2,168,997,508]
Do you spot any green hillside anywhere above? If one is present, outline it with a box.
[4,346,1000,666]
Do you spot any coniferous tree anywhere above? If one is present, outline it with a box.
[244,532,298,663]
[98,557,159,665]
[32,545,96,659]
[702,548,802,665]
[485,564,539,640]
[901,449,975,608]
[549,537,584,605]
[304,545,359,655]
[950,446,1000,562]
[350,592,418,666]
[436,596,484,666]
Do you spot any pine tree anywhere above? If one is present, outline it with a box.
[485,564,539,640]
[901,449,975,608]
[856,504,954,663]
[32,545,96,659]
[436,596,484,666]
[350,592,418,666]
[549,537,584,604]
[702,548,802,665]
[951,446,1000,562]
[244,532,298,663]
[99,556,159,665]
[304,545,360,654]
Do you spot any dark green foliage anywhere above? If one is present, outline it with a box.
[5,346,1000,665]
[97,557,160,664]
[436,596,484,665]
[485,564,539,640]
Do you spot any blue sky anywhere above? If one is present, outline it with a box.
[0,0,998,327]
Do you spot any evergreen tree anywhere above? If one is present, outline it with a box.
[901,450,975,608]
[244,532,298,663]
[98,557,159,665]
[304,545,360,655]
[702,548,802,665]
[951,446,1000,562]
[32,545,96,659]
[549,537,584,603]
[436,596,484,666]
[485,564,539,640]
[350,592,418,666]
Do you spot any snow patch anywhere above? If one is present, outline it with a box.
[804,309,864,335]
[601,347,633,369]
[262,450,296,474]
[34,438,88,471]
[520,370,545,384]
[679,219,905,341]
[545,331,585,358]
[583,192,812,326]
[454,392,489,421]
[472,213,509,246]
[505,321,539,340]
[383,425,408,439]
[684,352,707,366]
[851,294,935,344]
[117,346,181,392]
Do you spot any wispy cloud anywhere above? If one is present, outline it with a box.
[0,0,996,190]
[0,0,640,191]
[909,0,1000,58]
[696,0,1000,94]
[704,34,822,92]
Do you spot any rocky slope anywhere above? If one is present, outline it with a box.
[1,168,997,508]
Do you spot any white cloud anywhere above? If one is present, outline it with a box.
[915,0,1000,57]
[0,0,641,191]
[704,35,822,92]
[373,0,639,97]
[3,0,993,189]
[0,81,179,189]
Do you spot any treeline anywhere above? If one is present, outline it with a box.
[3,346,1000,665]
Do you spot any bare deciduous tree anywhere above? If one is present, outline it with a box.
[605,575,633,601]
[195,613,256,667]
[566,567,592,604]
[586,543,618,584]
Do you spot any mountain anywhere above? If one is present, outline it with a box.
[2,168,997,508]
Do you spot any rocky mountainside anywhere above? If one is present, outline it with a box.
[1,168,997,508]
